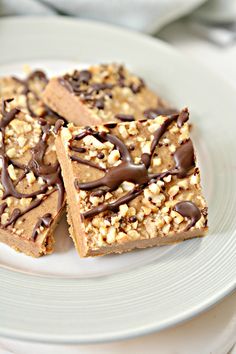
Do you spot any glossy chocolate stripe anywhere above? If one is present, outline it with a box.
[78,160,149,192]
[82,187,144,219]
[174,201,201,231]
[70,146,87,153]
[141,114,177,169]
[71,155,106,172]
[32,213,53,240]
[115,114,135,122]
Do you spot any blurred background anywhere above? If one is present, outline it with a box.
[1,0,236,37]
[1,0,236,79]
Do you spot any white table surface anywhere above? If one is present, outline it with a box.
[0,19,236,354]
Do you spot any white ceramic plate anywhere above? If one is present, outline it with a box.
[0,17,235,344]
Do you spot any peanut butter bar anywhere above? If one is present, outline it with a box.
[55,108,208,257]
[43,63,171,126]
[0,98,64,257]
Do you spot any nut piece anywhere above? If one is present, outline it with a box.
[26,171,36,184]
[128,122,138,135]
[149,183,160,194]
[116,232,128,243]
[1,212,9,224]
[6,148,16,159]
[174,215,184,224]
[169,144,176,153]
[127,230,139,240]
[142,141,151,154]
[7,164,17,180]
[190,174,199,185]
[178,179,188,189]
[179,125,189,143]
[108,149,120,165]
[122,181,134,192]
[119,204,129,217]
[168,185,179,197]
[163,175,171,183]
[10,119,32,134]
[162,224,171,234]
[89,195,100,206]
[106,226,116,244]
[83,135,104,149]
[118,125,129,139]
[148,123,161,133]
[18,136,27,147]
[152,157,162,167]
[20,198,32,208]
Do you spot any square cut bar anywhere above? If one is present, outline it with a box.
[0,97,65,257]
[55,109,208,257]
[43,63,174,126]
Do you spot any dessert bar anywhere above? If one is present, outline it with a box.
[0,71,65,256]
[43,63,173,126]
[0,99,64,256]
[55,108,208,257]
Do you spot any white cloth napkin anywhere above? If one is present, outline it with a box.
[0,0,207,33]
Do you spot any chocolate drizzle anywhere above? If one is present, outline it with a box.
[174,201,201,231]
[130,79,145,94]
[3,189,56,229]
[172,140,194,178]
[115,114,135,122]
[53,119,64,134]
[176,108,189,128]
[12,70,48,117]
[70,146,86,153]
[104,123,117,129]
[141,114,178,169]
[144,107,179,120]
[77,70,92,84]
[0,202,7,216]
[32,213,53,240]
[78,159,149,192]
[83,187,143,219]
[71,109,200,228]
[0,100,41,200]
[71,155,106,172]
[13,70,62,120]
[94,98,105,110]
[60,65,146,111]
[0,99,64,235]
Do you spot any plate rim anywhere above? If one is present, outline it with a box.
[0,16,235,344]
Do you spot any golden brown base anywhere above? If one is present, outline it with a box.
[67,205,208,257]
[0,206,65,258]
[85,229,208,257]
[43,79,101,126]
